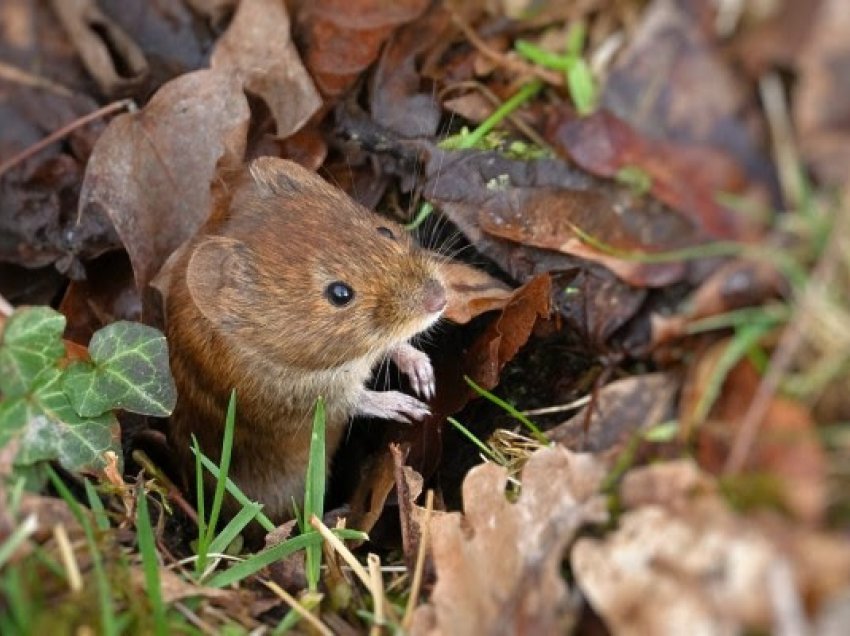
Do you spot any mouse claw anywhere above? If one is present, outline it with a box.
[391,343,436,401]
[355,390,431,423]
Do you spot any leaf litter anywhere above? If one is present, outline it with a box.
[2,0,850,633]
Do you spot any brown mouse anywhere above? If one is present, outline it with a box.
[165,157,446,530]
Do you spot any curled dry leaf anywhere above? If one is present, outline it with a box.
[795,0,850,186]
[411,446,608,636]
[464,273,550,388]
[574,460,850,636]
[49,0,148,97]
[210,0,321,138]
[437,261,512,325]
[78,69,249,289]
[295,0,431,98]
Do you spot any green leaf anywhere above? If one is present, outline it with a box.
[0,367,120,473]
[62,321,177,417]
[0,307,66,397]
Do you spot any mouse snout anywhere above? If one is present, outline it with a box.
[422,278,447,314]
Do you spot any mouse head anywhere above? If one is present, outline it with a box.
[184,157,445,370]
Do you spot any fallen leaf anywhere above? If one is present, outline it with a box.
[548,372,680,452]
[295,0,431,98]
[369,3,446,138]
[77,68,249,289]
[437,260,512,325]
[411,446,608,636]
[601,0,773,189]
[574,460,850,635]
[547,109,758,240]
[211,0,321,138]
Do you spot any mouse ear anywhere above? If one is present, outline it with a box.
[186,236,256,326]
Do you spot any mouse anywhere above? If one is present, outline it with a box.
[165,156,446,533]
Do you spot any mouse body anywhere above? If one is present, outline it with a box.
[165,157,445,525]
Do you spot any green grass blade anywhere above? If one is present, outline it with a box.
[207,529,364,589]
[192,434,207,575]
[47,466,117,636]
[206,390,237,546]
[0,514,37,569]
[303,397,326,592]
[464,376,549,443]
[447,417,508,465]
[193,451,275,533]
[136,490,168,636]
[83,479,110,532]
[207,502,263,556]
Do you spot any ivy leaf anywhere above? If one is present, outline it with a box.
[0,307,66,397]
[0,367,120,473]
[62,321,177,418]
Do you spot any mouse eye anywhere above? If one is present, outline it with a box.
[377,226,396,240]
[325,281,355,307]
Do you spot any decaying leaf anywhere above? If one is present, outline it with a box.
[573,460,850,635]
[210,0,321,138]
[411,446,607,636]
[78,68,249,289]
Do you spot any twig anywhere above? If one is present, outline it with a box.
[0,98,133,178]
[263,579,333,636]
[403,490,434,630]
[309,515,371,589]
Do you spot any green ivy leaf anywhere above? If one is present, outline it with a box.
[62,321,177,417]
[0,307,66,397]
[0,366,119,473]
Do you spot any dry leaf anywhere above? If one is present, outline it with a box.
[211,0,320,138]
[438,261,512,325]
[78,68,249,289]
[548,372,680,452]
[411,446,608,636]
[574,460,850,635]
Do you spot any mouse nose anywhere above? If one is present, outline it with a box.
[422,278,447,314]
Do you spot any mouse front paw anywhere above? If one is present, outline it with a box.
[390,343,436,400]
[355,389,431,424]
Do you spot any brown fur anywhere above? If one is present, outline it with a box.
[166,157,442,528]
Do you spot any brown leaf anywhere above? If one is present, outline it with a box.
[464,273,551,388]
[795,0,850,186]
[437,260,512,325]
[601,0,772,191]
[345,447,399,537]
[369,3,447,138]
[49,0,148,97]
[574,460,850,635]
[411,446,607,636]
[477,183,690,287]
[295,0,431,98]
[547,109,758,240]
[78,68,249,289]
[211,0,321,138]
[548,372,680,453]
